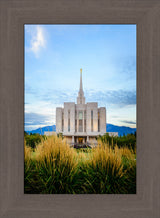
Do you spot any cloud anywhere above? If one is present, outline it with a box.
[25,85,136,108]
[25,112,52,126]
[26,26,46,57]
[85,89,136,107]
[121,120,136,125]
[24,89,136,128]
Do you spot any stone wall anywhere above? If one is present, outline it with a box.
[63,102,75,134]
[56,107,62,133]
[44,131,56,136]
[108,132,118,137]
[99,107,106,134]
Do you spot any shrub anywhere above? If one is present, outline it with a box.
[99,133,136,151]
[25,133,44,149]
[33,136,79,193]
[79,142,128,193]
[24,136,136,194]
[24,142,39,193]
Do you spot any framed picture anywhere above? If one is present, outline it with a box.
[24,24,136,195]
[0,0,160,217]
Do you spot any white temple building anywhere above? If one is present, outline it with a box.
[56,69,107,145]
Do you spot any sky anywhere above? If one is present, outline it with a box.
[24,24,136,131]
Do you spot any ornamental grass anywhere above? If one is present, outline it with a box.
[24,136,136,194]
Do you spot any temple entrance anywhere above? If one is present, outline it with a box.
[78,137,83,144]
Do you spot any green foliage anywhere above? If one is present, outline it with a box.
[57,132,64,139]
[99,132,136,151]
[120,156,136,193]
[24,133,45,149]
[78,163,127,194]
[24,159,40,194]
[24,131,28,136]
[24,136,136,194]
[34,158,79,194]
[76,148,92,153]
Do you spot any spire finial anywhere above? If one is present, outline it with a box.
[80,68,83,91]
[77,68,85,104]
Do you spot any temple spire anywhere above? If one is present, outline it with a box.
[77,68,85,104]
[79,68,83,92]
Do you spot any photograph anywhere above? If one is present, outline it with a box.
[24,24,136,194]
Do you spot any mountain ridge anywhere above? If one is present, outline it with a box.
[26,124,136,136]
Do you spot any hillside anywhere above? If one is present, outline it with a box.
[106,124,136,136]
[27,125,56,135]
[27,124,136,136]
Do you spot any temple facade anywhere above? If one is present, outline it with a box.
[56,69,106,145]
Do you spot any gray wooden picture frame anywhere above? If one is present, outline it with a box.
[0,0,160,217]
